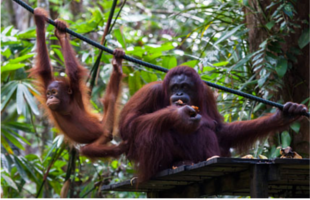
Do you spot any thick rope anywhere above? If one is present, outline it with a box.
[12,0,309,117]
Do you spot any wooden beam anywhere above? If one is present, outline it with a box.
[250,165,269,198]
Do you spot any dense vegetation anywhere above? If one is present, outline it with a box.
[1,0,309,197]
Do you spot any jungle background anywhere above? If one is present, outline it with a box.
[1,0,309,198]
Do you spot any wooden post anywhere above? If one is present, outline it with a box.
[250,165,269,198]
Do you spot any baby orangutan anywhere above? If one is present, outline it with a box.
[30,8,127,158]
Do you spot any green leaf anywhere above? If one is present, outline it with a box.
[9,54,35,64]
[2,26,14,36]
[212,61,229,67]
[17,27,36,39]
[281,131,291,148]
[140,71,157,83]
[1,63,26,73]
[298,28,309,49]
[127,47,144,58]
[290,122,301,133]
[53,48,64,62]
[114,29,126,48]
[265,21,275,30]
[2,129,25,150]
[162,56,177,69]
[16,84,24,115]
[180,60,199,68]
[257,76,267,87]
[2,174,19,191]
[1,136,14,154]
[13,155,29,181]
[19,157,40,184]
[283,4,294,18]
[228,53,253,72]
[1,81,18,112]
[275,57,288,77]
[1,46,12,58]
[128,72,142,96]
[269,145,281,158]
[214,24,243,46]
[111,160,118,169]
[17,83,40,115]
[44,142,58,163]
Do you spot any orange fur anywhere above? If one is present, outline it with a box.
[30,8,127,158]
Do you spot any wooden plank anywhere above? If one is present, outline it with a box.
[280,169,309,175]
[100,158,309,197]
[250,165,269,198]
[273,158,310,165]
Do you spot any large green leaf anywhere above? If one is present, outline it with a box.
[298,28,309,49]
[140,71,157,83]
[275,57,288,77]
[2,174,19,191]
[1,81,18,112]
[1,63,26,73]
[114,29,126,48]
[162,56,177,69]
[7,54,34,64]
[180,60,199,68]
[128,71,142,96]
[1,129,25,150]
[17,83,40,115]
[13,155,29,181]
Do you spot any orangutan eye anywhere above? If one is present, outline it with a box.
[47,92,50,96]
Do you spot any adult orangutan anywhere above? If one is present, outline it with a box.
[30,8,126,158]
[119,66,308,181]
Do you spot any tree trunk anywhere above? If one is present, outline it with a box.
[245,0,309,157]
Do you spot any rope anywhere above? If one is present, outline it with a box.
[12,0,309,117]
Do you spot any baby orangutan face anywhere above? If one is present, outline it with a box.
[46,81,72,111]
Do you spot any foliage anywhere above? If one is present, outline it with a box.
[1,0,308,197]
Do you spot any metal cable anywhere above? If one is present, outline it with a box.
[12,0,309,117]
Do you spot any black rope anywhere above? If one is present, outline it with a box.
[12,0,309,117]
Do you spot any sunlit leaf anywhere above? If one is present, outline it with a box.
[162,56,177,69]
[180,60,199,68]
[16,84,24,115]
[1,81,18,112]
[212,61,229,67]
[53,48,64,62]
[1,63,26,73]
[2,174,19,191]
[17,83,40,115]
[111,160,118,169]
[9,54,34,64]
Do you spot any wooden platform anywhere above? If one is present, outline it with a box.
[101,158,310,198]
